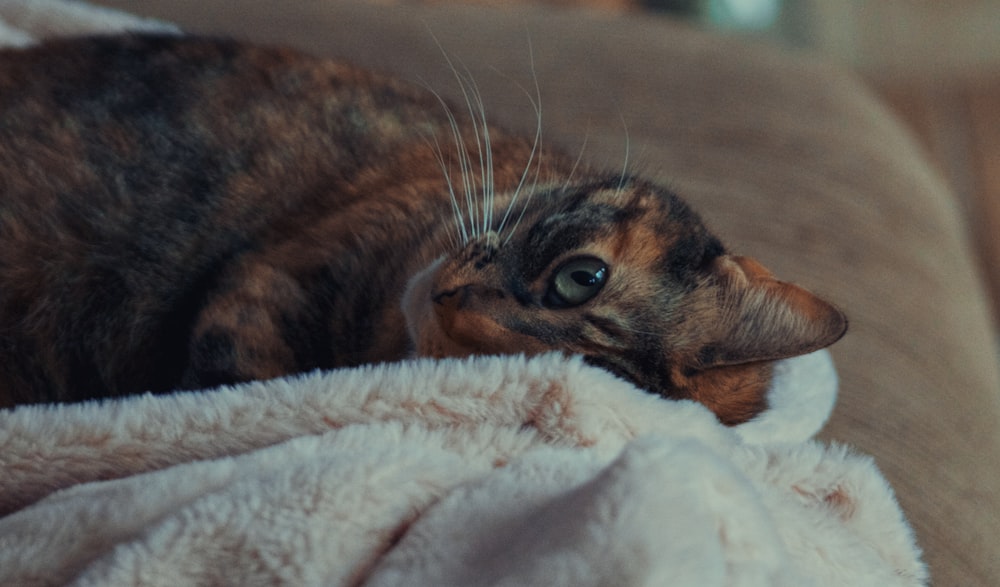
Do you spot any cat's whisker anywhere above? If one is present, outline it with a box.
[467,74,495,237]
[426,130,465,250]
[443,97,477,241]
[453,70,487,240]
[454,111,478,241]
[456,65,494,238]
[417,78,471,247]
[428,32,501,241]
[426,30,481,240]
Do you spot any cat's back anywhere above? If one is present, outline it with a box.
[0,33,442,202]
[0,34,407,289]
[0,34,459,403]
[0,33,439,251]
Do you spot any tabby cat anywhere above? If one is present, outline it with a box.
[0,34,846,424]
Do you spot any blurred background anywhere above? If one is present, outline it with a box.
[662,0,1000,332]
[406,0,1000,330]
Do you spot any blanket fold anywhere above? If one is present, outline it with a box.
[2,352,924,586]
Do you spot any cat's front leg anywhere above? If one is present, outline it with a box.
[182,262,307,390]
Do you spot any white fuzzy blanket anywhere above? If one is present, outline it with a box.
[0,2,926,585]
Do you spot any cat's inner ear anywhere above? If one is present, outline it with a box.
[692,255,848,369]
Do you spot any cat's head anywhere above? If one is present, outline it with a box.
[402,177,847,425]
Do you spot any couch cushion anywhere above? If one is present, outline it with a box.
[94,2,1000,583]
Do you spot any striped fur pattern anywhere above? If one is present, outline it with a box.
[0,35,846,424]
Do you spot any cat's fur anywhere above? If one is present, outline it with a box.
[0,34,846,424]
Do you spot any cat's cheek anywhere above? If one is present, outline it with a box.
[401,257,446,358]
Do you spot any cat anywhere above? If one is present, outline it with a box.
[0,33,847,425]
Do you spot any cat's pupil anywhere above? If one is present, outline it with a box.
[571,270,598,286]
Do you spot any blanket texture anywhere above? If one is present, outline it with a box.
[1,351,922,586]
[0,2,925,585]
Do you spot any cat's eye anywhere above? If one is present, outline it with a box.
[546,257,608,308]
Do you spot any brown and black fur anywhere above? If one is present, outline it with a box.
[0,34,846,424]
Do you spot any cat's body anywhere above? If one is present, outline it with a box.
[0,34,846,424]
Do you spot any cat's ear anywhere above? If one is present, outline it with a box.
[692,255,847,368]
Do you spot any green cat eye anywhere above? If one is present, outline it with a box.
[547,257,609,308]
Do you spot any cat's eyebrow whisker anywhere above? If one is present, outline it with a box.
[615,112,631,198]
[498,38,543,245]
[500,101,542,245]
[513,136,544,245]
[560,124,591,195]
